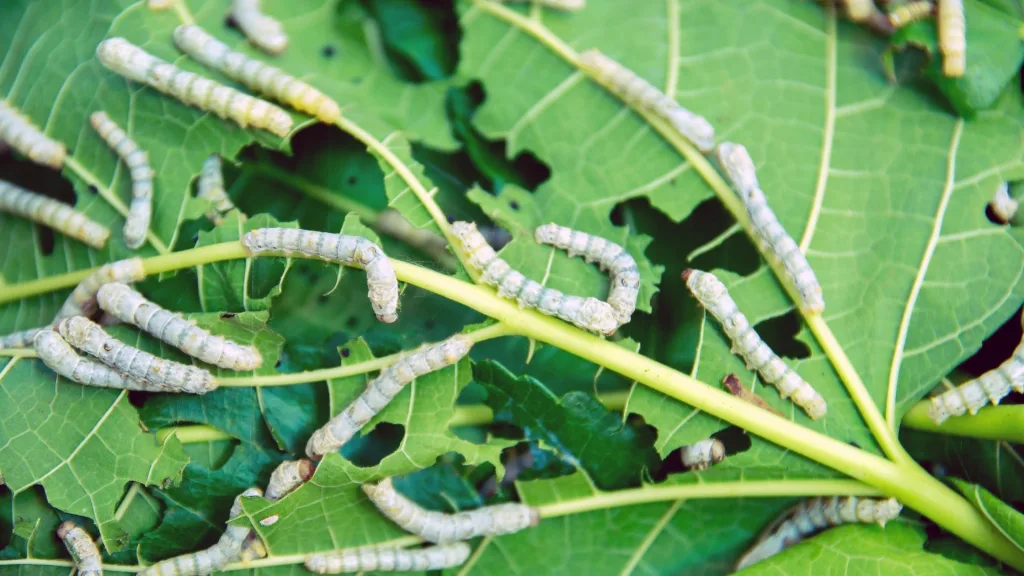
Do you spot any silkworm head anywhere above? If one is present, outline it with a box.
[56,521,76,539]
[442,336,473,363]
[297,458,315,481]
[710,439,727,463]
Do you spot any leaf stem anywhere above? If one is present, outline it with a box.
[902,403,1024,444]
[157,424,233,444]
[0,348,37,358]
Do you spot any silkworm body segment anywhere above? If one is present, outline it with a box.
[929,340,1024,424]
[35,329,156,391]
[0,100,66,169]
[197,154,236,225]
[938,0,966,77]
[232,0,288,55]
[305,542,471,574]
[680,438,726,471]
[90,111,154,249]
[57,521,102,576]
[0,179,109,249]
[265,459,315,501]
[888,1,934,28]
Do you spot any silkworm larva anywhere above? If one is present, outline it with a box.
[34,329,161,391]
[842,0,875,21]
[938,0,966,77]
[450,221,618,335]
[887,0,934,27]
[95,38,293,138]
[577,49,715,153]
[735,496,902,570]
[96,282,262,371]
[0,100,66,169]
[928,337,1024,424]
[241,228,399,323]
[494,0,585,10]
[0,178,109,249]
[90,111,153,249]
[195,154,236,225]
[534,223,639,326]
[231,0,288,55]
[139,487,262,576]
[56,521,102,576]
[989,182,1017,224]
[148,0,173,9]
[680,438,726,471]
[57,316,216,394]
[684,269,827,420]
[173,25,339,123]
[362,477,539,543]
[305,542,472,574]
[715,142,824,314]
[265,459,315,501]
[305,335,472,460]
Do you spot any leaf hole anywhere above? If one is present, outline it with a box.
[340,347,350,358]
[87,184,98,195]
[753,310,811,360]
[345,317,359,329]
[342,422,404,466]
[219,312,237,319]
[36,224,55,255]
[321,45,336,58]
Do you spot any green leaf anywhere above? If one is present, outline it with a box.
[952,479,1024,554]
[901,428,1024,503]
[0,487,64,560]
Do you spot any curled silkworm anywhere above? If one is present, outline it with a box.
[305,335,472,460]
[231,0,288,55]
[534,223,639,326]
[684,269,826,420]
[305,542,472,574]
[174,25,339,123]
[139,487,262,576]
[989,182,1017,224]
[57,316,216,394]
[0,100,66,169]
[90,111,153,249]
[242,228,399,323]
[363,477,539,543]
[578,49,715,153]
[887,0,934,27]
[57,521,102,576]
[928,337,1024,424]
[938,0,966,77]
[0,179,109,249]
[679,438,726,471]
[34,329,158,391]
[95,38,293,137]
[96,282,262,371]
[265,459,315,501]
[495,0,585,10]
[451,221,617,335]
[735,496,902,570]
[196,154,236,225]
[715,142,824,314]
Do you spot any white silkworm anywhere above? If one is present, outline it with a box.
[842,0,875,21]
[95,38,293,138]
[305,543,471,574]
[96,282,262,371]
[989,182,1017,224]
[196,155,235,225]
[362,477,539,543]
[578,49,715,153]
[56,521,102,576]
[90,111,153,249]
[680,438,726,471]
[0,100,66,169]
[534,223,639,326]
[715,142,824,315]
[887,0,934,27]
[450,221,618,335]
[139,487,262,576]
[0,179,109,249]
[938,0,966,77]
[241,228,399,323]
[34,329,160,391]
[735,496,902,570]
[928,337,1024,424]
[57,316,216,394]
[684,269,827,420]
[265,459,315,501]
[495,0,585,10]
[231,0,288,55]
[305,335,472,460]
[173,25,340,123]
[148,0,173,9]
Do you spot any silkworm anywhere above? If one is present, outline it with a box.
[173,25,340,123]
[534,223,638,326]
[265,459,315,501]
[231,0,288,55]
[34,329,161,391]
[363,477,539,543]
[715,142,824,314]
[96,282,262,371]
[305,335,472,460]
[887,0,934,27]
[842,0,875,21]
[495,0,585,10]
[938,0,966,77]
[57,316,216,394]
[735,497,902,570]
[683,269,827,420]
[928,337,1024,424]
[305,542,471,574]
[195,154,235,225]
[0,179,109,249]
[577,49,715,153]
[450,221,617,335]
[95,38,293,138]
[90,111,153,249]
[56,521,102,576]
[989,182,1017,224]
[139,487,262,576]
[241,228,399,323]
[680,438,726,471]
[0,100,66,169]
